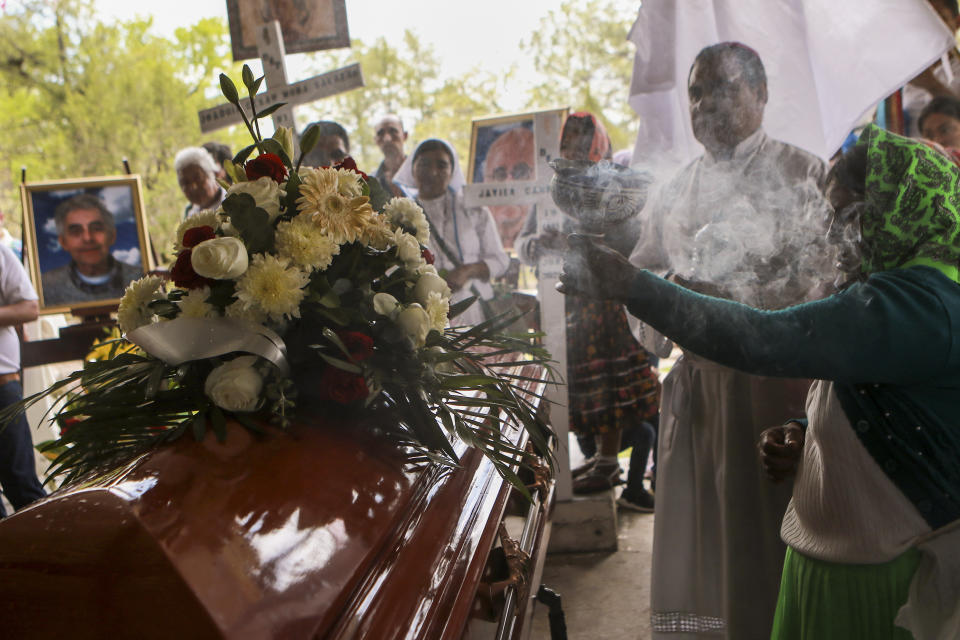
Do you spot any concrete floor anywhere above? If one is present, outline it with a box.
[530,499,655,639]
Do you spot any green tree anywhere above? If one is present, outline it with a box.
[297,31,506,170]
[522,0,639,151]
[0,0,246,264]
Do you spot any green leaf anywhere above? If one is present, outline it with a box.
[448,296,478,319]
[233,143,257,166]
[259,138,292,168]
[192,411,207,441]
[298,123,321,162]
[252,76,264,95]
[210,405,227,442]
[222,193,274,253]
[219,73,240,104]
[366,174,391,211]
[258,102,287,118]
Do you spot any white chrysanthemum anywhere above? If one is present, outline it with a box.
[224,298,268,327]
[425,291,449,332]
[333,167,364,197]
[394,228,424,271]
[176,286,216,319]
[234,254,309,323]
[384,197,430,244]
[117,275,166,333]
[275,216,340,271]
[174,210,221,252]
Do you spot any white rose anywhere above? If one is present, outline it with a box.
[204,355,263,412]
[191,237,249,279]
[397,304,431,347]
[227,176,283,220]
[372,292,400,319]
[394,229,423,270]
[413,271,451,306]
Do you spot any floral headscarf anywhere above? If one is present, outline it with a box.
[857,124,960,282]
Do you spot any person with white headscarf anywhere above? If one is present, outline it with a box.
[394,139,509,327]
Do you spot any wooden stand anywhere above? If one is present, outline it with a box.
[21,305,117,368]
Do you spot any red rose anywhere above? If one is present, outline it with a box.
[334,156,369,181]
[245,153,288,183]
[319,367,369,405]
[337,331,374,361]
[171,249,213,289]
[421,248,435,265]
[182,225,215,248]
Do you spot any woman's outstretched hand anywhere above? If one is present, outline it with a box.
[557,233,639,302]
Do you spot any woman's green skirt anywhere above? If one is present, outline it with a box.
[771,546,921,640]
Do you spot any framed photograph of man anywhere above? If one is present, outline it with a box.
[227,0,350,61]
[465,108,567,250]
[19,176,153,314]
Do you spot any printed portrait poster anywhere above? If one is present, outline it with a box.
[227,0,350,61]
[20,176,151,313]
[469,116,536,250]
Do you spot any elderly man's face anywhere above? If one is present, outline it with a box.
[374,117,407,159]
[483,127,535,248]
[178,164,220,209]
[688,53,766,154]
[484,128,534,182]
[59,208,114,275]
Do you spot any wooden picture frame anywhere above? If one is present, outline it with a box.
[226,0,350,61]
[465,108,568,250]
[19,175,153,314]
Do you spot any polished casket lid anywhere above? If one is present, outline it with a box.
[0,383,541,639]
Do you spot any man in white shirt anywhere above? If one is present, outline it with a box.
[0,243,44,516]
[631,42,833,639]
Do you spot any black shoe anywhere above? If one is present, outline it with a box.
[617,488,655,513]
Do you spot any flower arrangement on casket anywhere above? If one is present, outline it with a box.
[11,67,554,490]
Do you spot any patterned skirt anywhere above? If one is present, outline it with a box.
[566,298,660,436]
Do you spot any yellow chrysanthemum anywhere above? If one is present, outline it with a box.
[174,210,221,252]
[275,216,340,271]
[234,254,310,323]
[176,286,216,319]
[296,167,339,215]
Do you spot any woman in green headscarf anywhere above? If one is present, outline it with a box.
[559,124,960,639]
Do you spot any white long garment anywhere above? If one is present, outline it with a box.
[627,0,956,164]
[628,131,832,639]
[419,191,509,327]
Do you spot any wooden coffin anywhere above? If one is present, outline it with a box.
[0,364,554,639]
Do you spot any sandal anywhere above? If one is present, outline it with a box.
[572,462,622,494]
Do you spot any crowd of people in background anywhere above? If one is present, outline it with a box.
[1,1,959,638]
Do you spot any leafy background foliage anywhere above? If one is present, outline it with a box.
[0,0,637,265]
